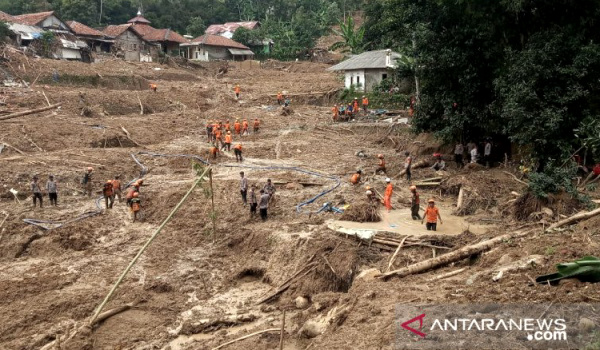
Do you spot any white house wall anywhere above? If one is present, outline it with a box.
[364,69,389,93]
[40,16,70,31]
[344,70,365,91]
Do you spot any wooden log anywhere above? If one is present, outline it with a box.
[120,126,142,147]
[256,262,317,304]
[385,235,411,272]
[212,328,280,350]
[419,176,443,182]
[0,103,61,121]
[415,182,441,187]
[546,207,600,232]
[279,310,286,350]
[377,229,534,280]
[41,91,51,107]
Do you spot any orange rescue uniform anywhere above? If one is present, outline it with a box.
[234,121,241,134]
[350,173,361,184]
[225,134,232,144]
[424,206,440,223]
[384,183,393,210]
[362,97,369,106]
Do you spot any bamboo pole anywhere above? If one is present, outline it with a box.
[209,168,216,240]
[88,167,211,325]
[279,310,286,350]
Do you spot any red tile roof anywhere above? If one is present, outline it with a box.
[131,24,188,43]
[66,20,105,37]
[127,15,151,24]
[102,24,133,38]
[190,34,250,49]
[14,11,54,26]
[205,21,259,35]
[0,11,16,23]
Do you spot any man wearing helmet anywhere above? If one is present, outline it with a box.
[384,178,393,212]
[130,192,141,222]
[409,185,421,220]
[421,198,443,231]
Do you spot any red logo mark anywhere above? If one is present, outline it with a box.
[401,313,426,338]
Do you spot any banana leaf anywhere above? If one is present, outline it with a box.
[536,256,600,285]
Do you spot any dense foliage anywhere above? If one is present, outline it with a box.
[364,0,600,167]
[0,0,363,60]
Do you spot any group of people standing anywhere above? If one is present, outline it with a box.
[30,175,58,208]
[239,172,276,221]
[454,140,493,168]
[206,119,258,162]
[331,96,369,122]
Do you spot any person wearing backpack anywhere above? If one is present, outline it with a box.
[130,192,142,222]
[82,167,93,197]
[103,180,114,209]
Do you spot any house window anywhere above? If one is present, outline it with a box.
[350,76,354,85]
[382,73,388,80]
[133,44,137,49]
[356,76,361,85]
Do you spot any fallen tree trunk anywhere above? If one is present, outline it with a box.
[377,229,534,280]
[455,187,465,213]
[0,103,61,121]
[546,207,600,232]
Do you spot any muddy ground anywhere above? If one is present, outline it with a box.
[0,51,599,350]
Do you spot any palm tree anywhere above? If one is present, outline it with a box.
[329,17,366,55]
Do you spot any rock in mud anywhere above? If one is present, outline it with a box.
[295,296,309,309]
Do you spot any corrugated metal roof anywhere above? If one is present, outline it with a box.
[228,48,254,56]
[327,50,402,71]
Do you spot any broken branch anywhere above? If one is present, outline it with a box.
[0,104,61,121]
[386,235,411,272]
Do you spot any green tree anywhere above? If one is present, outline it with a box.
[329,16,365,54]
[0,21,10,42]
[186,16,205,37]
[232,26,256,47]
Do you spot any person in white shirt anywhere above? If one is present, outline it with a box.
[470,146,478,164]
[484,140,492,168]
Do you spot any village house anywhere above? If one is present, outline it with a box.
[205,21,272,55]
[327,49,401,93]
[180,34,254,61]
[102,24,157,62]
[126,12,188,55]
[0,11,44,47]
[4,11,88,61]
[66,20,113,54]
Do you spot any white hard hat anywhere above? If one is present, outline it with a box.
[366,190,373,195]
[385,178,391,182]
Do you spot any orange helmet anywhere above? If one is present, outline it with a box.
[428,198,435,203]
[409,185,417,191]
[87,167,93,171]
[133,192,139,198]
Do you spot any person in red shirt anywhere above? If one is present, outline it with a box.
[422,198,443,231]
[332,104,339,122]
[242,119,249,136]
[362,96,369,113]
[383,178,393,212]
[234,119,241,135]
[593,163,600,176]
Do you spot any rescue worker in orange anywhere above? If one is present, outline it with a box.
[277,92,283,105]
[223,131,233,151]
[225,120,231,132]
[112,175,122,202]
[214,127,223,148]
[125,181,140,208]
[234,143,243,162]
[383,178,393,212]
[218,120,224,131]
[353,98,359,113]
[253,118,260,133]
[375,154,386,175]
[234,84,241,99]
[210,145,220,159]
[422,198,443,231]
[332,104,339,122]
[362,96,369,113]
[234,119,242,135]
[242,119,249,136]
[130,192,141,222]
[149,83,157,92]
[350,170,362,185]
[103,180,114,209]
[410,185,421,220]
